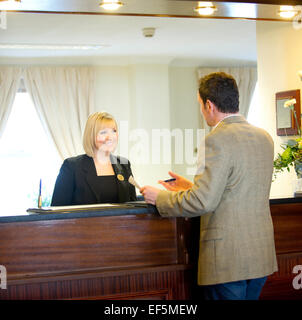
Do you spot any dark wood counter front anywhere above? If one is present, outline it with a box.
[0,205,198,300]
[0,199,302,300]
[260,200,302,300]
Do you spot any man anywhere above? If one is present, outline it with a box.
[141,72,278,300]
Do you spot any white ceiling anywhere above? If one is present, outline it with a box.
[0,0,264,66]
[0,12,257,66]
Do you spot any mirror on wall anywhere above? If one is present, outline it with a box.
[0,11,258,215]
[0,0,298,214]
[276,90,301,136]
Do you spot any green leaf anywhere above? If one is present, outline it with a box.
[281,147,292,161]
[287,139,298,147]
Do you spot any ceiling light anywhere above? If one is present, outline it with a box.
[0,44,105,50]
[0,0,21,10]
[278,6,299,19]
[194,2,217,16]
[99,1,124,11]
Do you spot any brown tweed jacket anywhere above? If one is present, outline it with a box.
[156,115,278,285]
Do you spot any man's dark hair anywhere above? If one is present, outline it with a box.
[198,72,239,113]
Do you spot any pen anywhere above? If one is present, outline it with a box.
[163,178,176,182]
[128,175,141,190]
[38,179,42,208]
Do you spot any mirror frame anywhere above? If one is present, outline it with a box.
[276,89,301,136]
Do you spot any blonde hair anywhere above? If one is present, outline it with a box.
[83,112,117,157]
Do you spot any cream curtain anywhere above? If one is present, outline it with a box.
[0,67,22,138]
[24,66,96,160]
[197,67,258,118]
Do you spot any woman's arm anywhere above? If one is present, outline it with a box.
[51,159,75,206]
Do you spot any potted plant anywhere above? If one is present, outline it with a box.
[273,99,302,195]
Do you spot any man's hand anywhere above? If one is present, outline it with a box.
[158,171,193,191]
[140,186,161,205]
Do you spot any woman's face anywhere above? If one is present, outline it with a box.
[95,121,118,154]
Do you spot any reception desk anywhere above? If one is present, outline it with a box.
[0,203,199,300]
[0,199,301,300]
[260,197,302,300]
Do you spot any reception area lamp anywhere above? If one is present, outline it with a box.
[278,6,299,19]
[0,0,21,10]
[0,0,21,2]
[99,1,124,11]
[194,2,217,16]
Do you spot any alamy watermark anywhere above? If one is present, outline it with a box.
[293,265,302,290]
[116,121,206,176]
[0,265,7,290]
[0,11,7,30]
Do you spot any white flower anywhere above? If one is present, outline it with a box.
[284,98,296,108]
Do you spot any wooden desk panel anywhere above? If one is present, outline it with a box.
[270,203,302,254]
[260,202,302,300]
[0,214,178,277]
[0,212,193,300]
[1,200,302,300]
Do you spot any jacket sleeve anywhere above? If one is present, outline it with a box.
[156,133,232,217]
[51,159,75,206]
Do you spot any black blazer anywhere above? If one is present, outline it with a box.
[51,154,137,206]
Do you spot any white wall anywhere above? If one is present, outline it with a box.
[256,21,302,198]
[93,64,203,186]
[169,66,201,179]
[92,63,203,186]
[94,65,131,123]
[93,64,172,187]
[126,64,171,186]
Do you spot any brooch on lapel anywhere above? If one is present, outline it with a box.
[117,174,124,181]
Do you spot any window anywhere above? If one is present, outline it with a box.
[0,91,61,216]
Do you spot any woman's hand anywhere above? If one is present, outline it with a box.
[140,186,161,205]
[158,171,193,191]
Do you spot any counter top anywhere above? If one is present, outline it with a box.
[1,197,302,224]
[269,196,302,204]
[0,202,159,223]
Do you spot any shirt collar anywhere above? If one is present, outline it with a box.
[212,113,241,130]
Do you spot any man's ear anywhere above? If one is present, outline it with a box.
[206,100,215,112]
[197,92,203,104]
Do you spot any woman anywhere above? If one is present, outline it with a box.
[51,112,136,206]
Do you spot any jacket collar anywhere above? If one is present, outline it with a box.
[213,114,246,131]
[221,114,246,124]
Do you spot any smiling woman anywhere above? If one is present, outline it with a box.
[50,111,137,206]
